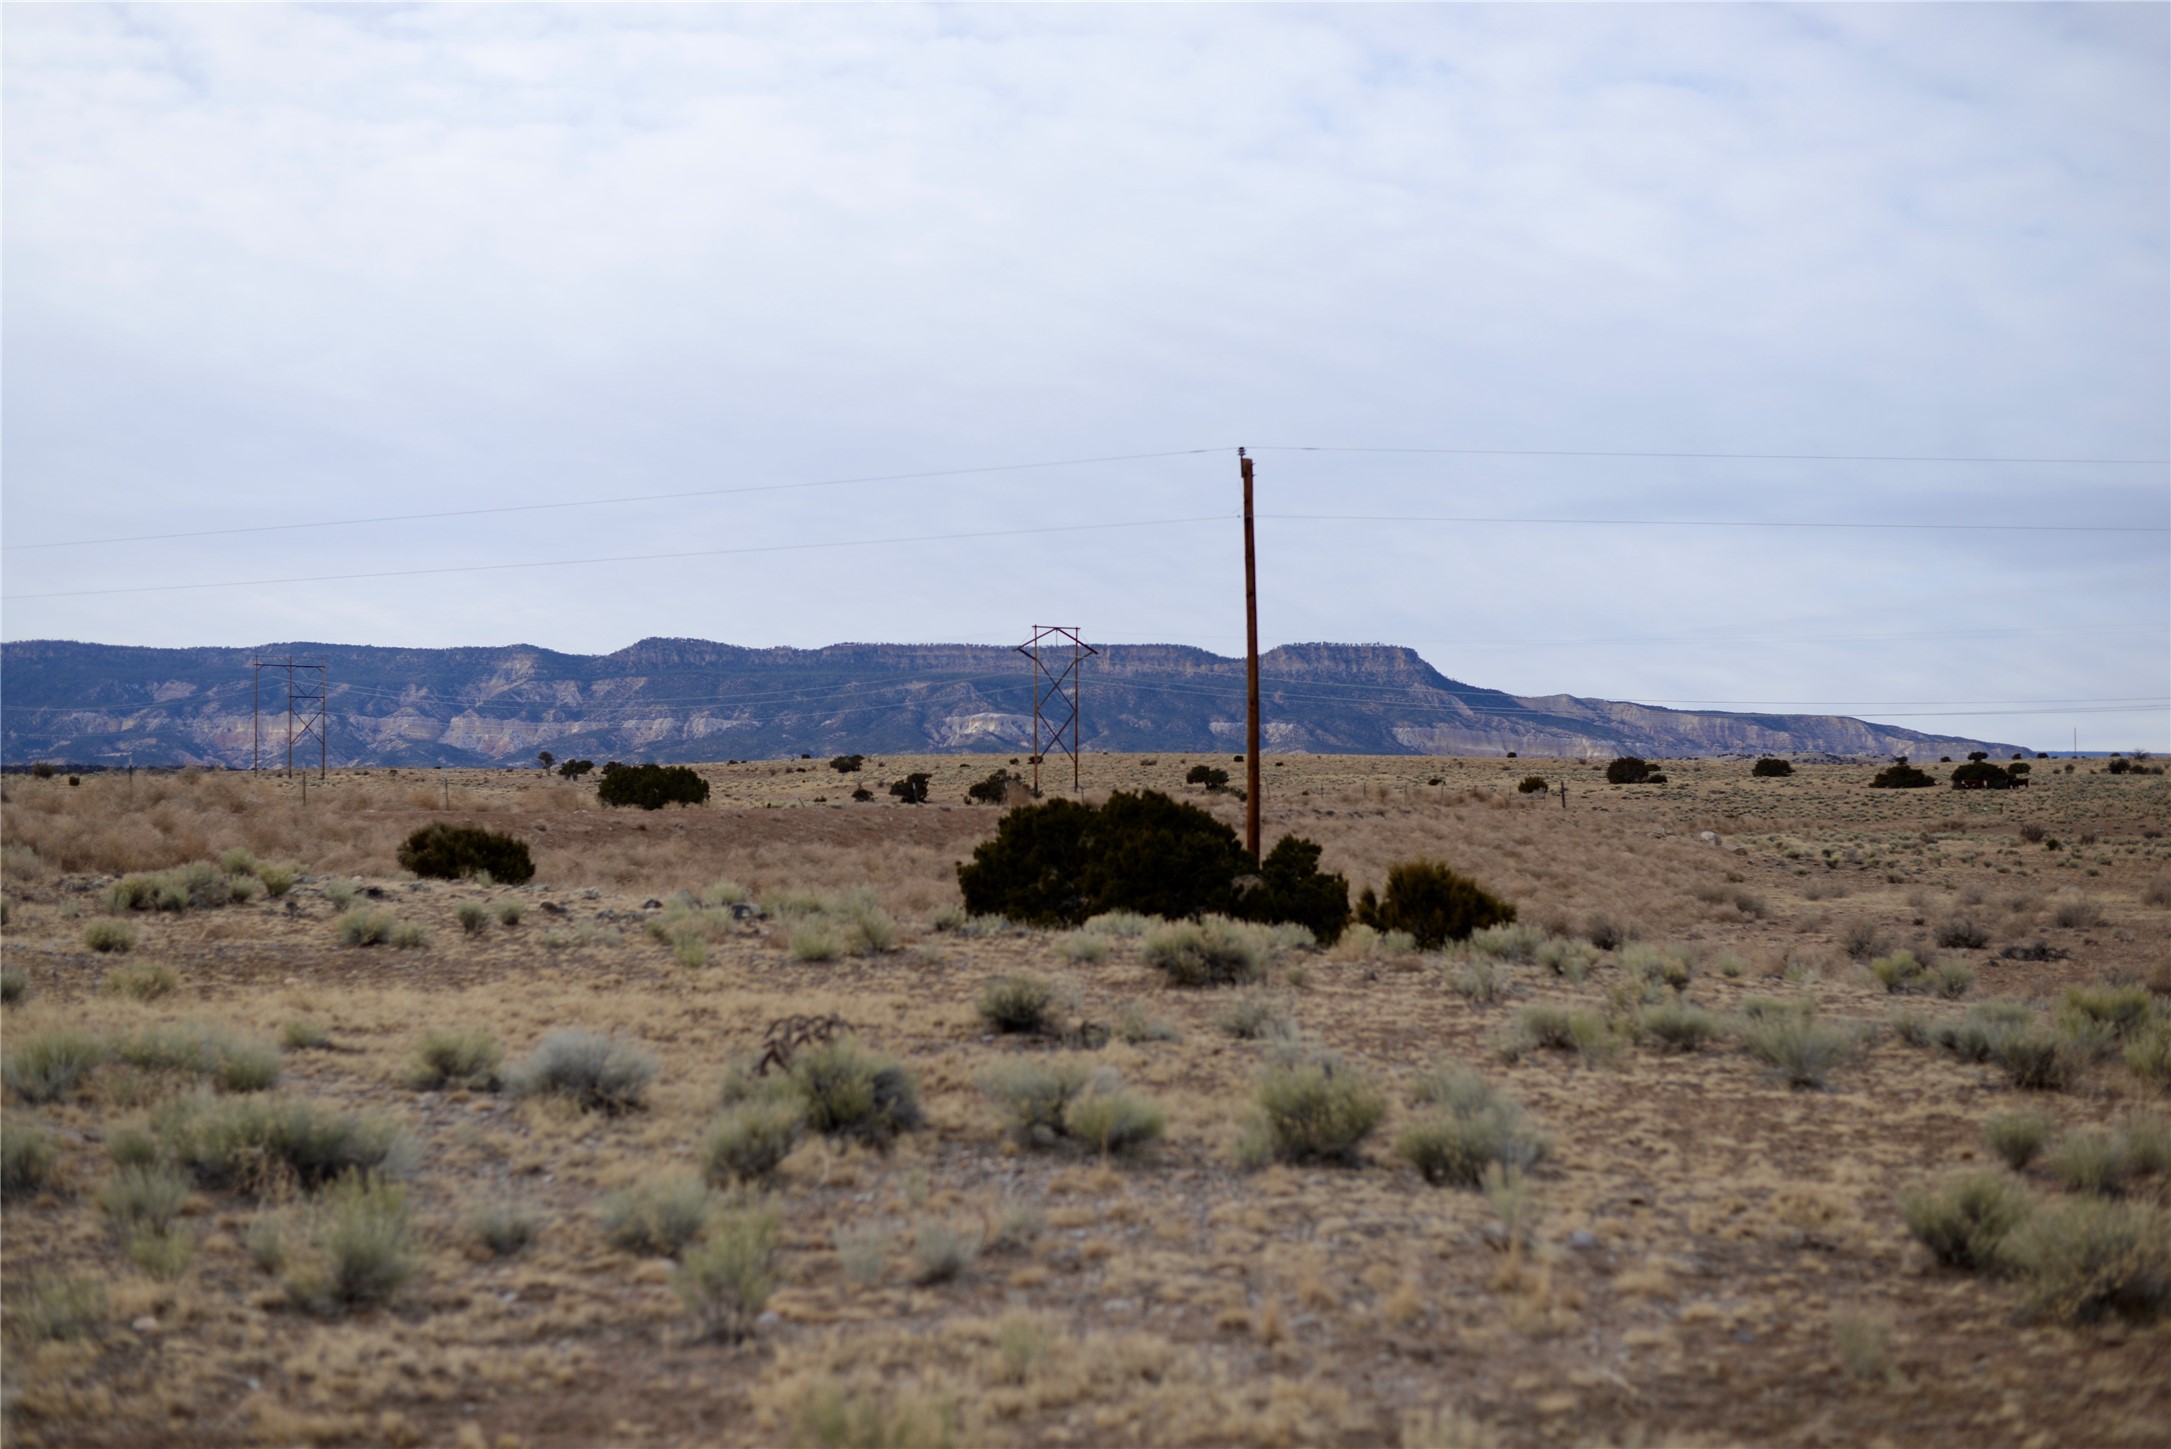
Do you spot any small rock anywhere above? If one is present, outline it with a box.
[756,1311,781,1329]
[642,899,663,910]
[1697,831,1720,846]
[132,1315,159,1334]
[1568,1231,1598,1251]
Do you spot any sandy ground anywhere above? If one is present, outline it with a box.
[2,754,2167,1447]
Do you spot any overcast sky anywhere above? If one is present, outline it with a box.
[4,4,2166,749]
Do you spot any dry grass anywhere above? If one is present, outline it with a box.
[0,755,2168,1446]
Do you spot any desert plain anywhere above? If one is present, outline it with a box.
[2,752,2168,1448]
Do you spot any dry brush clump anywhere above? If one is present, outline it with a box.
[978,1058,1166,1157]
[1394,1064,1551,1188]
[1237,1054,1387,1168]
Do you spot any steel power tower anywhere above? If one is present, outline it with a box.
[1017,626,1096,797]
[250,657,329,778]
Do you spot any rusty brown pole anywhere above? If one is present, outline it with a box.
[1241,449,1261,859]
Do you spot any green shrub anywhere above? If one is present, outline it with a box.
[114,1023,280,1091]
[967,769,1024,805]
[1355,860,1515,950]
[975,974,1060,1035]
[407,1029,505,1092]
[910,1219,982,1285]
[887,771,932,804]
[0,967,26,1005]
[455,901,490,936]
[1057,932,1110,964]
[1065,1090,1167,1157]
[677,1206,780,1340]
[596,762,711,810]
[512,1030,656,1114]
[106,1123,159,1169]
[1951,761,2016,790]
[1933,917,1989,949]
[98,1165,189,1236]
[1185,764,1230,789]
[6,1275,105,1343]
[2125,1114,2171,1178]
[1465,923,1540,963]
[1535,936,1597,982]
[1985,1109,2054,1171]
[2059,983,2153,1040]
[2129,1020,2171,1091]
[1738,1012,1860,1089]
[1516,775,1550,795]
[127,1226,196,1279]
[467,1202,543,1258]
[156,1094,410,1194]
[1243,1057,1386,1166]
[495,899,526,927]
[829,755,865,773]
[102,960,178,1001]
[105,861,235,913]
[1604,756,1652,785]
[389,921,429,950]
[700,1100,805,1185]
[1216,993,1297,1041]
[1993,1027,2081,1092]
[84,920,137,954]
[1933,960,1975,999]
[1142,916,1270,988]
[1869,950,1928,993]
[1234,835,1352,945]
[2049,1131,2128,1196]
[2007,1197,2171,1324]
[977,1059,1165,1158]
[4,1029,106,1103]
[1902,1171,2031,1270]
[324,880,358,909]
[1752,757,1794,778]
[397,822,537,884]
[789,1038,923,1149]
[955,790,1347,939]
[286,1174,415,1312]
[1510,1004,1616,1063]
[257,864,297,899]
[1638,1000,1720,1054]
[1395,1067,1549,1188]
[281,1021,332,1051]
[599,1175,712,1256]
[336,910,394,947]
[1,1120,58,1192]
[1870,763,1937,789]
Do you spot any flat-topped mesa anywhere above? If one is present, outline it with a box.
[0,637,2030,767]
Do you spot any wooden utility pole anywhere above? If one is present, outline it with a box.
[1241,448,1262,859]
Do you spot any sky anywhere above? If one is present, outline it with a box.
[3,3,2166,751]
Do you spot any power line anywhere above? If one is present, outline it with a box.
[0,448,1227,552]
[1263,513,2167,535]
[1253,445,2171,467]
[0,515,1235,601]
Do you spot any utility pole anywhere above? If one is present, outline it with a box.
[1241,448,1262,860]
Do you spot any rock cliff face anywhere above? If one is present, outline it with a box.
[0,637,2027,767]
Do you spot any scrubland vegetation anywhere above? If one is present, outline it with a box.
[1,753,2168,1446]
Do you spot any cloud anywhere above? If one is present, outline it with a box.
[3,4,2164,747]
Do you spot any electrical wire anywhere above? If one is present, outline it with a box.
[0,448,1228,552]
[1251,445,2171,466]
[0,515,1235,601]
[1261,513,2166,535]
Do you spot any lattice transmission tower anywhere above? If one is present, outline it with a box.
[1017,626,1096,797]
[250,657,329,778]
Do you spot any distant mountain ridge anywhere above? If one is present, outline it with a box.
[0,637,2028,767]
